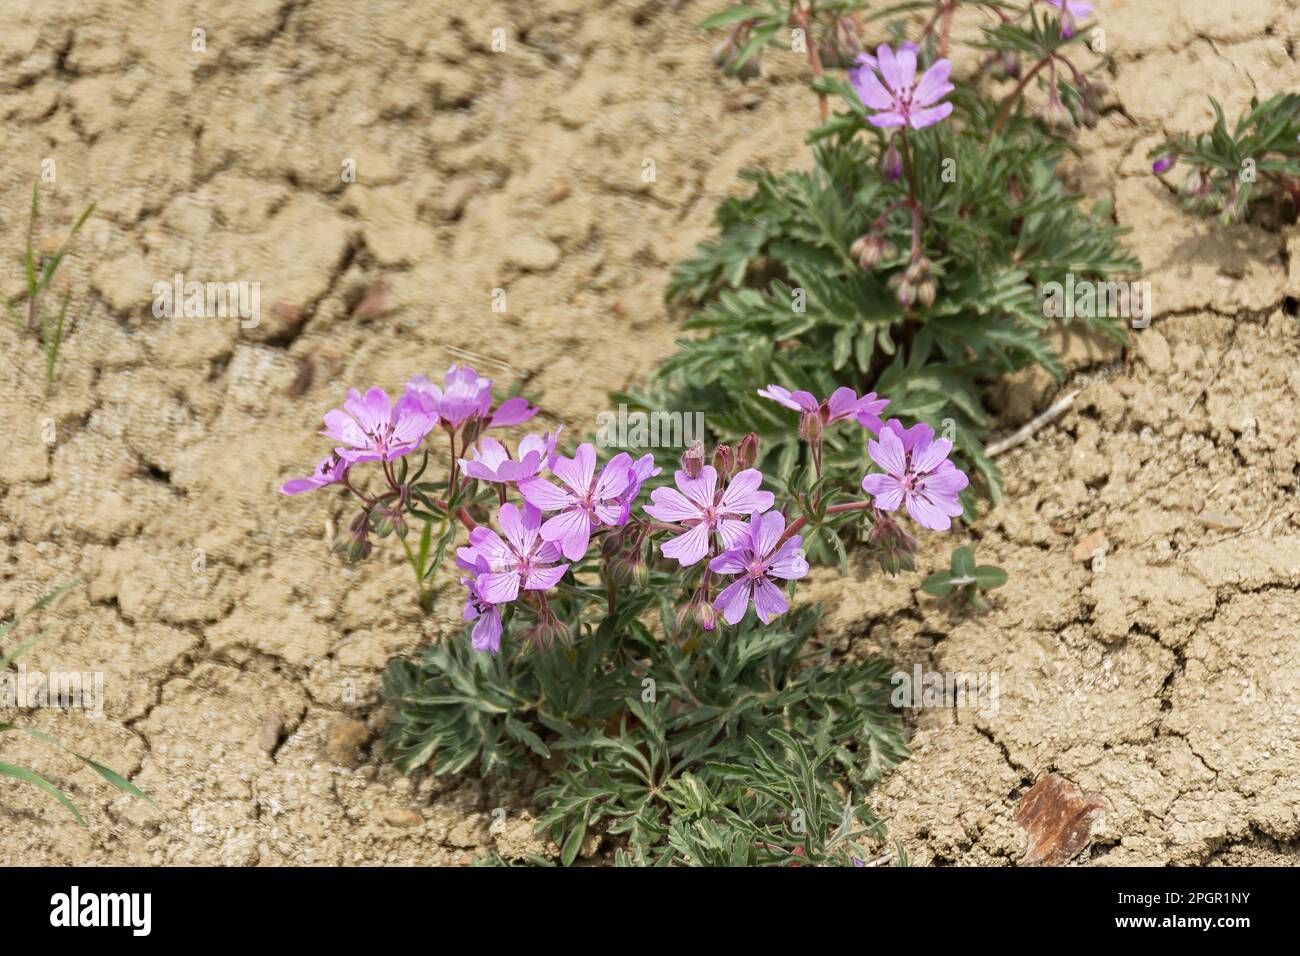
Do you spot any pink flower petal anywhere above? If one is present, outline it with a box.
[714,577,754,626]
[644,486,700,523]
[718,469,773,516]
[477,570,521,604]
[661,522,711,566]
[518,476,576,512]
[751,577,789,624]
[869,427,908,478]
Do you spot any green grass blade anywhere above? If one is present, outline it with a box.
[0,628,51,670]
[0,578,82,645]
[74,754,157,808]
[0,761,86,826]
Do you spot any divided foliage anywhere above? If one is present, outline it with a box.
[620,7,1138,508]
[384,556,905,865]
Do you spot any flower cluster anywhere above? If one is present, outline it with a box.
[284,366,970,656]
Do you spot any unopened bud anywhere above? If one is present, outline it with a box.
[681,439,705,478]
[916,277,936,309]
[713,443,734,479]
[881,138,902,181]
[1039,97,1074,129]
[735,432,758,471]
[868,513,918,575]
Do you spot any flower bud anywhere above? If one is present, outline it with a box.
[526,608,568,649]
[904,255,932,285]
[1151,153,1177,175]
[681,439,705,478]
[889,273,918,309]
[798,408,823,444]
[695,601,717,632]
[735,432,758,471]
[868,513,918,575]
[853,233,892,270]
[881,138,902,181]
[601,526,627,561]
[1002,52,1021,80]
[1039,97,1074,129]
[713,442,734,479]
[916,277,937,309]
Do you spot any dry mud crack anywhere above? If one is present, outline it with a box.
[2,0,1299,865]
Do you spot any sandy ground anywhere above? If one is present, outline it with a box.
[0,0,1297,866]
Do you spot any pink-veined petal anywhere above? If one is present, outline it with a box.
[553,443,596,496]
[593,452,632,500]
[676,466,719,511]
[909,102,953,129]
[913,59,953,107]
[644,486,701,523]
[660,522,711,567]
[877,44,914,95]
[471,608,503,654]
[517,476,576,512]
[524,562,569,590]
[717,469,774,516]
[869,427,908,478]
[912,436,954,475]
[468,527,513,567]
[767,538,809,580]
[539,506,593,561]
[867,111,908,128]
[708,546,749,575]
[753,511,786,560]
[477,570,521,604]
[751,577,789,625]
[862,474,905,512]
[923,463,969,496]
[488,396,538,429]
[716,517,751,551]
[713,578,754,626]
[849,64,896,110]
[904,490,954,531]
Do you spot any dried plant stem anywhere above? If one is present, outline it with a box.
[987,389,1079,457]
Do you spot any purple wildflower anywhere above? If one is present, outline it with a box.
[320,387,437,463]
[881,418,935,453]
[406,365,538,432]
[455,552,503,654]
[517,443,634,560]
[644,466,774,566]
[279,449,351,495]
[708,512,809,626]
[618,453,662,523]
[758,384,890,433]
[1151,153,1177,175]
[1042,0,1093,37]
[462,503,570,605]
[460,428,561,484]
[861,419,968,531]
[849,44,954,130]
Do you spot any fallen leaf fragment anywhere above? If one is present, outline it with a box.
[1072,529,1108,562]
[1015,772,1108,866]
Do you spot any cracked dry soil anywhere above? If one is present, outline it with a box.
[1,0,1299,866]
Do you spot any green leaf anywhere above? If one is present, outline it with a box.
[973,565,1009,590]
[698,5,770,30]
[560,815,588,867]
[74,755,157,808]
[0,761,85,826]
[921,572,955,597]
